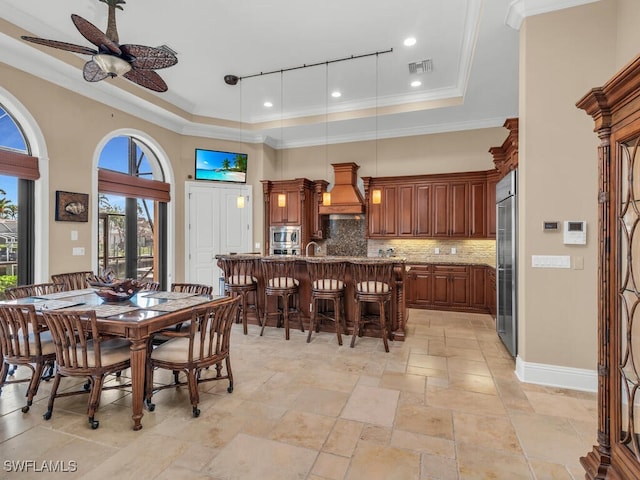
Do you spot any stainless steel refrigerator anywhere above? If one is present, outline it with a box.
[496,169,517,357]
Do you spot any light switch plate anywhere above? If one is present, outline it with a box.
[531,255,570,268]
[72,247,85,256]
[71,230,78,241]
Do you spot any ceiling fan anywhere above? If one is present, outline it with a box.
[20,0,177,92]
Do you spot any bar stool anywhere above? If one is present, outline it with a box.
[219,255,261,335]
[261,257,303,340]
[349,259,393,352]
[306,258,346,345]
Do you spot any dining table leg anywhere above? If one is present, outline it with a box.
[129,338,148,430]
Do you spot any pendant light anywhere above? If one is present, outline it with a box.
[372,53,382,205]
[322,61,332,206]
[237,77,245,209]
[277,69,287,208]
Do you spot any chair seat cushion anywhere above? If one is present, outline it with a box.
[28,330,56,356]
[228,275,257,286]
[151,336,216,363]
[356,281,390,293]
[312,279,344,290]
[81,338,131,367]
[267,277,299,288]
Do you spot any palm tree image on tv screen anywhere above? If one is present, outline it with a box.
[195,149,247,183]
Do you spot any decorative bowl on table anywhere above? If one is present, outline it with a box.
[94,279,142,302]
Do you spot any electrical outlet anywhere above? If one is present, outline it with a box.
[71,230,78,241]
[451,247,457,254]
[434,247,440,254]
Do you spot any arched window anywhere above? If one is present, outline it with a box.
[98,135,169,288]
[0,104,39,293]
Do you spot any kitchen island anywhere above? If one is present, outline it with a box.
[218,254,407,341]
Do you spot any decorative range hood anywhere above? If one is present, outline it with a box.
[319,162,365,215]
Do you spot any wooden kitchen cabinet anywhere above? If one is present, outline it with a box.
[269,190,301,225]
[432,181,468,237]
[368,185,397,236]
[469,265,486,309]
[406,265,433,307]
[469,180,486,238]
[261,178,315,251]
[432,265,469,308]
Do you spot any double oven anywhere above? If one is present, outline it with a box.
[269,226,301,255]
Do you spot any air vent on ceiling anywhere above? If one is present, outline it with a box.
[408,59,433,75]
[158,44,178,56]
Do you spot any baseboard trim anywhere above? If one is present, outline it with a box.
[515,356,597,392]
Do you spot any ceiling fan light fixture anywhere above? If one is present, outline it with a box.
[93,53,131,77]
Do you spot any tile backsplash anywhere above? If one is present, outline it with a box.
[313,214,496,266]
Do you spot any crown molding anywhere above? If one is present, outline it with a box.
[505,0,601,30]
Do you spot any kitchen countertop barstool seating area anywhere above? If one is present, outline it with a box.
[261,257,303,340]
[0,304,57,413]
[306,258,347,345]
[219,255,262,335]
[350,259,394,352]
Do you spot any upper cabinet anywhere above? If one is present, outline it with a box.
[261,178,315,249]
[363,171,493,239]
[489,117,518,179]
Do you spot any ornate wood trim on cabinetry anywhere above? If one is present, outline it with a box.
[576,55,640,480]
[489,117,519,178]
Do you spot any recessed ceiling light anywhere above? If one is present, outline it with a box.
[404,37,416,47]
[411,80,422,87]
[331,91,341,98]
[264,101,273,108]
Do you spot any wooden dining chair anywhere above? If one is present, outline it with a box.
[51,271,94,291]
[0,304,57,412]
[145,296,239,417]
[5,282,64,300]
[41,309,132,429]
[170,283,213,295]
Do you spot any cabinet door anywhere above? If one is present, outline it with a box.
[381,186,397,236]
[449,182,469,237]
[486,267,496,318]
[432,270,450,306]
[414,184,432,236]
[270,192,287,225]
[398,185,415,236]
[432,183,450,236]
[449,267,470,307]
[469,266,486,309]
[406,266,432,307]
[285,191,301,225]
[469,181,486,238]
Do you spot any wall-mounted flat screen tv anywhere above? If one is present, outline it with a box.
[194,148,247,183]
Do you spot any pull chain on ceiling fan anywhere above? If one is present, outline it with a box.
[20,0,178,92]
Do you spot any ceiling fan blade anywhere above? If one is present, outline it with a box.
[21,36,97,56]
[120,44,178,70]
[83,60,109,82]
[123,68,168,92]
[71,14,121,55]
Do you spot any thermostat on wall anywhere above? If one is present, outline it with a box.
[563,220,587,245]
[542,221,560,232]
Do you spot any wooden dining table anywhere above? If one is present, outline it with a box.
[2,287,225,430]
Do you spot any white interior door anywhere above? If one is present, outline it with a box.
[186,182,252,291]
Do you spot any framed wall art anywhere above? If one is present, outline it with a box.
[55,191,89,222]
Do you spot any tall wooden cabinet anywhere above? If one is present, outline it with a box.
[577,55,640,480]
[261,178,315,252]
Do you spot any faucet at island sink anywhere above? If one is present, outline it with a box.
[305,241,321,257]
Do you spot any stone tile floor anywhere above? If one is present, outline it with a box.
[0,309,596,479]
